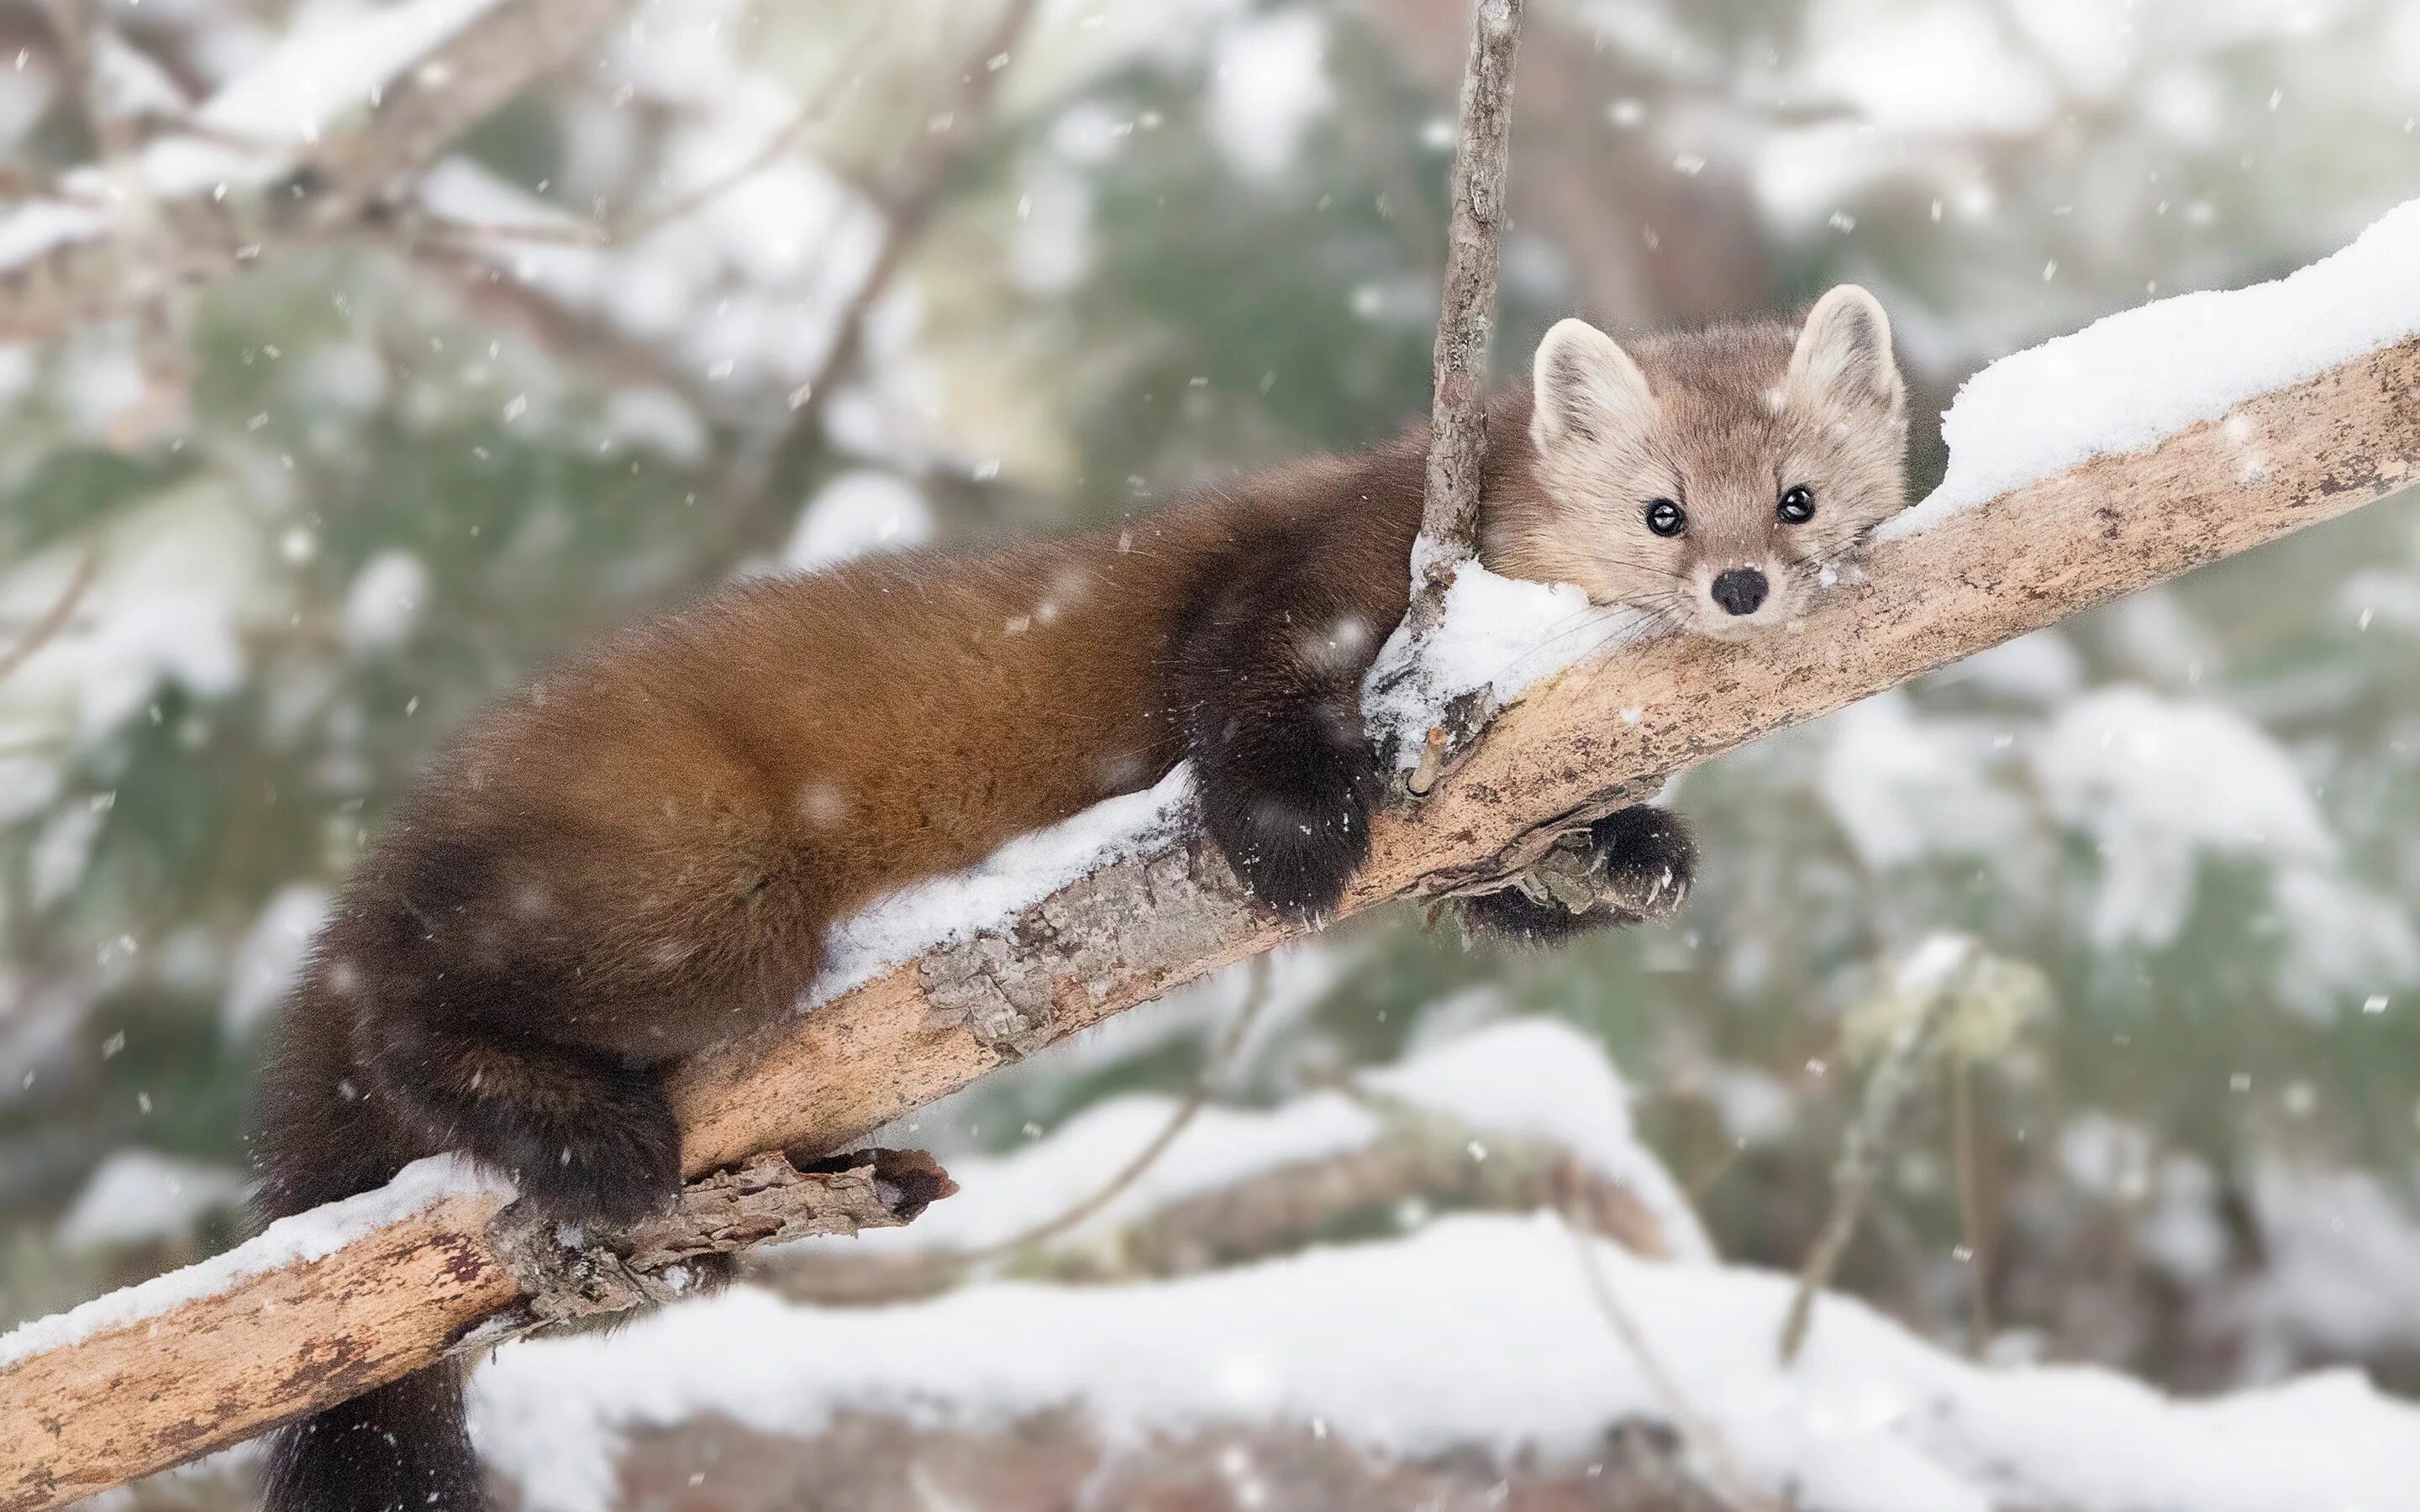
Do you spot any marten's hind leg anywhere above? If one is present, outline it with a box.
[361,1009,683,1225]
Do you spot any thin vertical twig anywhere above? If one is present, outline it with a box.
[1949,1054,1994,1355]
[1777,942,1971,1363]
[1565,1214,1780,1512]
[1403,0,1524,639]
[0,553,99,685]
[948,954,1274,1268]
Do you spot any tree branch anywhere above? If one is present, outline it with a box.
[3,315,2415,1505]
[0,0,631,345]
[1403,0,1523,638]
[0,1148,945,1512]
[0,553,97,685]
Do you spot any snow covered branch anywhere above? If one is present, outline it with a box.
[0,1148,944,1512]
[0,0,629,345]
[3,213,2418,1506]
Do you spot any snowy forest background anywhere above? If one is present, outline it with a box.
[3,0,2420,1506]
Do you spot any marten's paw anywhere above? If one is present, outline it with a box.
[1588,805,1696,920]
[1459,886,1618,946]
[1458,806,1695,945]
[471,1058,684,1228]
[1199,726,1381,918]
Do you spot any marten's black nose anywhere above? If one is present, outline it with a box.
[1711,568,1769,617]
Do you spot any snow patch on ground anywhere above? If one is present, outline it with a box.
[1362,1018,1709,1258]
[473,1213,2420,1512]
[2228,1163,2420,1370]
[1889,196,2420,535]
[0,1153,505,1368]
[779,1018,1710,1265]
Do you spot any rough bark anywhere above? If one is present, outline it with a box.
[3,334,2415,1507]
[0,0,631,345]
[0,1150,944,1512]
[1404,0,1525,637]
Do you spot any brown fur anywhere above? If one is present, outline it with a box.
[250,295,1906,1512]
[1494,286,1909,638]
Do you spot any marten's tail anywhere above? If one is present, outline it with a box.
[250,972,489,1512]
[260,1363,482,1512]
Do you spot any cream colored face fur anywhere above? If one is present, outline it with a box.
[1488,286,1909,640]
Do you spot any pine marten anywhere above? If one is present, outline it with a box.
[250,286,1907,1511]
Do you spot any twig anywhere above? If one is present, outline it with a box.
[416,16,883,255]
[754,1073,1684,1305]
[952,954,1273,1267]
[1949,1054,1993,1356]
[0,554,98,685]
[405,240,722,412]
[1402,0,1524,640]
[727,0,1041,551]
[613,22,882,244]
[0,0,633,347]
[1776,941,1973,1364]
[1565,1214,1778,1512]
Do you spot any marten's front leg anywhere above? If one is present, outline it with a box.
[1459,805,1697,946]
[1176,538,1395,918]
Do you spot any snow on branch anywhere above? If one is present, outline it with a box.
[4,207,2420,1509]
[0,0,629,345]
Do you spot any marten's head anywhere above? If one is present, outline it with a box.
[1489,286,1908,639]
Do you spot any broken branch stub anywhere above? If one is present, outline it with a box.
[478,1147,954,1343]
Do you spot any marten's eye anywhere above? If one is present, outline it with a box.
[1777,485,1816,524]
[1644,498,1686,537]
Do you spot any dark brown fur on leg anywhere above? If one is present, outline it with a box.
[1460,806,1697,946]
[260,1363,483,1512]
[1176,498,1420,917]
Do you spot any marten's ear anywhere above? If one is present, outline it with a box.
[1788,285,1903,415]
[1531,318,1654,450]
